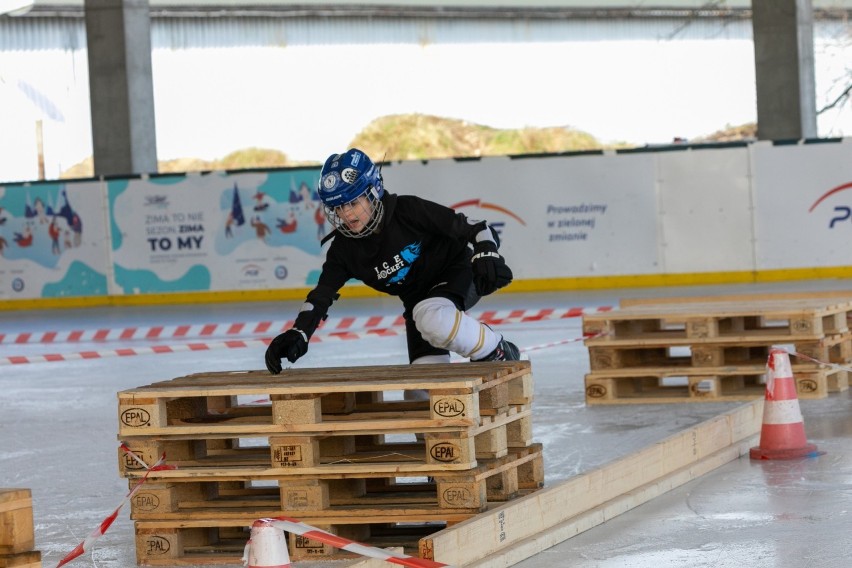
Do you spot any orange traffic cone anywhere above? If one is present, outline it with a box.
[244,520,291,568]
[750,348,821,460]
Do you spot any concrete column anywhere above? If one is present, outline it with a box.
[84,0,158,176]
[751,0,817,140]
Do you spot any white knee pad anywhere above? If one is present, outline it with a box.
[412,297,499,360]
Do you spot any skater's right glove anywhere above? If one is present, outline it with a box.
[471,240,513,296]
[265,328,308,374]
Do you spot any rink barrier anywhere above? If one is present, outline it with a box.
[0,306,611,345]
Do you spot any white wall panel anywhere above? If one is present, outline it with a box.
[384,152,660,279]
[752,139,852,269]
[657,147,754,273]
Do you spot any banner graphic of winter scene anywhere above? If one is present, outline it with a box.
[0,181,109,299]
[107,168,326,295]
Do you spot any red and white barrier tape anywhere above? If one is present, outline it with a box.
[55,447,175,568]
[259,517,452,568]
[1,322,598,366]
[1,306,612,345]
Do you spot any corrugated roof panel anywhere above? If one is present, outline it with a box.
[1,15,761,52]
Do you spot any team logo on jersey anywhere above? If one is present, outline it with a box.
[374,241,422,285]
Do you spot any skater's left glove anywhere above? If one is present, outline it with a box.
[471,241,513,296]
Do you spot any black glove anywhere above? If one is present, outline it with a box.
[265,328,308,374]
[471,241,513,296]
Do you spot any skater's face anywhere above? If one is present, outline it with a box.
[335,195,373,234]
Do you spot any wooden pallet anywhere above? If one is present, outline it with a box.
[126,444,543,520]
[117,361,532,439]
[119,408,533,476]
[584,364,839,404]
[582,299,852,344]
[133,514,463,564]
[587,333,852,370]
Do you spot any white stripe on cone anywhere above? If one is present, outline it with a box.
[244,521,291,568]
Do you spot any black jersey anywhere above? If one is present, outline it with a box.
[315,193,487,305]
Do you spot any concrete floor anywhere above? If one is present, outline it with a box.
[1,280,850,568]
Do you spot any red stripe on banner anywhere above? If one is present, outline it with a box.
[119,328,137,340]
[338,316,355,329]
[43,331,57,343]
[227,323,244,335]
[93,329,109,341]
[116,349,136,357]
[225,340,248,348]
[174,325,190,337]
[254,321,272,333]
[145,326,164,339]
[151,345,174,353]
[366,315,383,327]
[597,305,613,312]
[478,310,497,321]
[367,329,398,337]
[8,356,29,364]
[188,343,209,351]
[565,307,584,317]
[200,324,217,336]
[329,332,359,340]
[15,332,32,344]
[56,541,86,568]
[68,330,84,341]
[44,354,65,361]
[393,315,406,326]
[80,351,100,359]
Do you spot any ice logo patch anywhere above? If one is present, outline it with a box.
[341,167,359,184]
[388,241,422,284]
[350,151,361,166]
[321,172,340,192]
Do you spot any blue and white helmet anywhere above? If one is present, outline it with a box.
[318,148,385,238]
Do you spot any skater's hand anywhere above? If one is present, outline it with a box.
[265,329,308,373]
[471,241,513,296]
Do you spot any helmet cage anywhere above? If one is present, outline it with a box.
[321,187,384,238]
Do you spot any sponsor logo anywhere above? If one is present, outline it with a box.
[144,195,169,208]
[11,278,24,292]
[585,384,607,398]
[808,181,852,228]
[274,265,288,280]
[242,264,261,277]
[450,198,526,226]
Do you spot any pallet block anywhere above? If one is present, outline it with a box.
[419,400,763,566]
[0,490,34,556]
[0,551,42,568]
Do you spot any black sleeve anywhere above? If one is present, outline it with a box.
[292,239,351,338]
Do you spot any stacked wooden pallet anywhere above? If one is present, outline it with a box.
[582,298,852,404]
[0,489,41,568]
[117,360,543,565]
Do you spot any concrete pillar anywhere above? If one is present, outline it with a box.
[751,0,817,140]
[84,0,158,176]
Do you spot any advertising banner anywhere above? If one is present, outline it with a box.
[752,140,852,269]
[107,167,324,295]
[386,153,659,279]
[0,180,109,299]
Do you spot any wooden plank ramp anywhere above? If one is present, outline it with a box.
[419,400,763,566]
